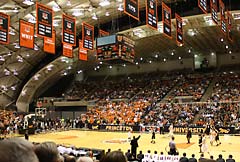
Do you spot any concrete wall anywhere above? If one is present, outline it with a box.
[217,53,240,66]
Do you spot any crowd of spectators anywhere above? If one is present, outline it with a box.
[210,73,240,102]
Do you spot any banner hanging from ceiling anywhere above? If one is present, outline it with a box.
[124,0,139,21]
[219,0,227,35]
[0,12,10,44]
[175,13,183,46]
[44,30,55,54]
[79,40,88,61]
[227,11,233,42]
[99,29,109,37]
[146,0,158,30]
[19,20,34,49]
[210,0,218,25]
[82,22,94,50]
[198,0,208,14]
[63,43,73,58]
[62,14,76,46]
[36,3,53,38]
[162,2,172,39]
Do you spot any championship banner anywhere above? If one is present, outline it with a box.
[210,0,218,25]
[0,12,10,44]
[79,40,87,61]
[82,22,94,50]
[162,2,172,38]
[175,13,183,46]
[62,14,76,46]
[36,3,53,38]
[44,30,55,54]
[219,0,226,35]
[63,43,73,58]
[198,0,208,14]
[99,29,109,37]
[124,0,139,21]
[227,11,233,42]
[19,20,34,49]
[146,0,158,30]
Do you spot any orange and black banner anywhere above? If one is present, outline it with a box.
[210,0,218,25]
[146,0,158,30]
[79,40,88,61]
[44,30,55,54]
[63,43,73,58]
[62,14,76,46]
[227,11,233,42]
[99,29,109,37]
[19,20,34,49]
[198,0,208,14]
[162,2,172,39]
[175,13,183,46]
[0,12,10,44]
[124,0,139,21]
[82,22,94,50]
[219,0,226,35]
[36,2,53,38]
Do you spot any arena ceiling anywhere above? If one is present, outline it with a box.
[0,0,239,110]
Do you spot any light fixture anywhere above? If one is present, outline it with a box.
[47,64,54,71]
[105,12,110,16]
[52,5,61,12]
[66,0,71,6]
[149,60,152,64]
[77,70,82,74]
[194,54,198,58]
[135,62,139,65]
[99,61,103,64]
[67,66,72,70]
[229,50,232,54]
[225,45,229,49]
[0,56,5,61]
[123,64,126,67]
[109,65,112,69]
[188,49,191,53]
[220,38,224,42]
[13,8,19,13]
[92,13,98,20]
[23,0,34,5]
[118,4,124,11]
[140,57,143,61]
[178,56,182,60]
[34,44,39,51]
[53,20,59,27]
[14,43,20,49]
[72,10,84,17]
[171,52,174,56]
[34,74,40,80]
[211,52,215,56]
[94,67,97,71]
[163,58,167,62]
[63,72,67,76]
[13,70,18,76]
[28,17,36,24]
[9,27,16,35]
[99,0,110,7]
[155,54,158,58]
[11,86,16,91]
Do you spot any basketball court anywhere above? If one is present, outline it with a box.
[29,130,240,161]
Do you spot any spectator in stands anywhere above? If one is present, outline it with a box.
[216,154,225,162]
[35,141,61,162]
[180,152,188,162]
[100,151,127,162]
[136,151,144,162]
[169,136,177,155]
[226,155,235,162]
[77,157,93,162]
[188,154,197,162]
[125,149,132,161]
[0,138,39,162]
[198,154,205,162]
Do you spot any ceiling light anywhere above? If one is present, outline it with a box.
[155,54,158,58]
[105,12,110,16]
[21,89,26,96]
[77,70,82,74]
[123,64,126,67]
[13,8,19,13]
[149,60,152,64]
[72,10,84,17]
[194,54,198,58]
[23,0,34,5]
[163,58,167,62]
[140,57,143,61]
[63,72,67,76]
[188,49,191,53]
[225,45,229,49]
[66,0,71,6]
[135,62,139,65]
[171,52,174,56]
[13,70,18,76]
[34,45,39,51]
[220,38,224,42]
[109,65,112,69]
[211,52,215,56]
[9,27,16,35]
[203,16,215,26]
[8,52,12,56]
[0,56,5,61]
[229,50,232,54]
[28,17,36,24]
[178,56,182,60]
[14,43,20,49]
[52,5,61,12]
[94,67,97,71]
[11,86,16,91]
[92,13,98,20]
[99,61,103,64]
[67,66,72,70]
[118,4,124,11]
[99,0,110,7]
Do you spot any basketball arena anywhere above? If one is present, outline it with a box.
[0,0,240,162]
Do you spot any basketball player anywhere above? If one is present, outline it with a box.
[209,129,216,146]
[128,128,132,142]
[151,129,156,144]
[168,124,174,137]
[215,130,221,146]
[201,134,210,156]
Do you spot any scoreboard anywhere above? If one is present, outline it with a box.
[96,34,135,63]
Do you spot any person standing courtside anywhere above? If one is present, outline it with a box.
[130,135,141,159]
[169,136,177,155]
[186,128,192,144]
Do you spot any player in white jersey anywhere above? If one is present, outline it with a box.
[168,124,174,137]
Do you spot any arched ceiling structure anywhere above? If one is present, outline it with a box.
[0,0,239,111]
